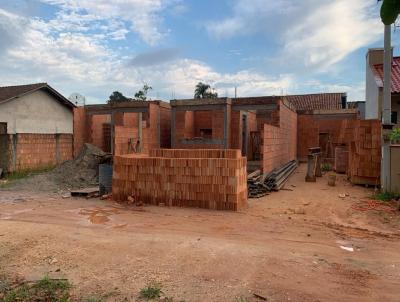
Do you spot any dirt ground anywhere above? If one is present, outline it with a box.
[1,165,399,301]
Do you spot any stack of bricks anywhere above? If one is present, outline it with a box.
[334,146,348,173]
[347,120,381,185]
[112,149,247,211]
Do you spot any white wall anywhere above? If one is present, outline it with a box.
[0,89,73,134]
[365,64,380,119]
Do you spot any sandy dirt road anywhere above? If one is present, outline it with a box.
[0,165,399,301]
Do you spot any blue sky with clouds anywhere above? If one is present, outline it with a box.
[0,0,398,104]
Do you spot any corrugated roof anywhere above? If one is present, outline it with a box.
[372,56,400,93]
[0,83,75,109]
[285,93,345,111]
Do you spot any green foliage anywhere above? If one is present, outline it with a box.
[373,191,400,201]
[108,91,128,104]
[389,128,400,142]
[194,82,218,99]
[134,84,152,101]
[1,166,54,187]
[321,163,332,172]
[139,284,163,300]
[2,276,71,302]
[235,297,249,302]
[380,0,400,25]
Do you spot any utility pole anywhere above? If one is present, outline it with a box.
[381,24,393,191]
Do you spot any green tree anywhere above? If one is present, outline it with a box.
[134,84,152,101]
[380,0,400,25]
[194,82,218,99]
[108,91,128,104]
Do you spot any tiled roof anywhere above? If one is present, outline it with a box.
[0,83,75,108]
[372,57,400,93]
[285,93,345,111]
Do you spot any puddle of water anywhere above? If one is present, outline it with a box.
[78,207,120,225]
[112,223,128,229]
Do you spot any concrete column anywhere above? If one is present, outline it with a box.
[157,106,161,148]
[137,112,142,153]
[110,112,115,155]
[55,134,60,164]
[305,154,316,182]
[315,153,322,177]
[382,24,393,191]
[11,134,17,172]
[171,108,176,148]
[223,105,228,149]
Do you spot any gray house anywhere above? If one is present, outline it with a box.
[365,48,400,127]
[0,83,75,173]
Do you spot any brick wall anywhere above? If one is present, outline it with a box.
[8,133,73,172]
[297,113,358,162]
[262,101,297,173]
[160,106,171,148]
[173,108,228,149]
[73,107,86,158]
[73,103,170,156]
[112,149,247,211]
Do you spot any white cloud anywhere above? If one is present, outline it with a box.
[206,0,382,70]
[0,7,293,103]
[284,0,382,69]
[39,0,180,45]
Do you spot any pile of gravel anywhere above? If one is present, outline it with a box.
[4,144,111,192]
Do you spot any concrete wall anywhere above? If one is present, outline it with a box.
[0,90,73,134]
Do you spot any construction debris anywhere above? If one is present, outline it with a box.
[248,160,297,198]
[71,187,100,197]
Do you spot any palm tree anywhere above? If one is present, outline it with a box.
[194,82,218,99]
[194,82,211,98]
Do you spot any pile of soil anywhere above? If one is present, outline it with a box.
[4,144,111,192]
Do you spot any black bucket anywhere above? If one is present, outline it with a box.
[99,163,113,195]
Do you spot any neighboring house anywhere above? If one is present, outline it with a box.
[0,83,75,173]
[347,101,366,119]
[365,48,400,127]
[286,93,347,112]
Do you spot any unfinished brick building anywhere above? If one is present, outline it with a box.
[0,83,75,173]
[170,97,297,173]
[73,101,171,156]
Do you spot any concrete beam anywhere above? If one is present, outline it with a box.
[179,138,224,145]
[173,104,227,112]
[232,104,277,111]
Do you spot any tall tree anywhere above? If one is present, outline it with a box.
[108,91,128,104]
[380,0,400,25]
[134,84,152,101]
[194,82,218,99]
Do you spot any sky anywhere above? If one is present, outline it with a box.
[0,0,398,104]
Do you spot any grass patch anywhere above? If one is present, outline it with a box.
[373,191,400,202]
[1,275,71,302]
[0,166,54,188]
[139,284,163,300]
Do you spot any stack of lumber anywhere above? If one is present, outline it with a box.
[247,160,297,198]
[112,149,247,211]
